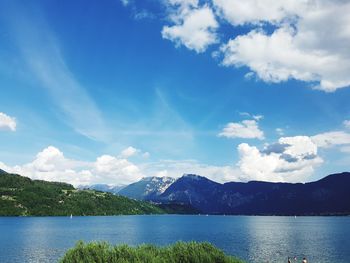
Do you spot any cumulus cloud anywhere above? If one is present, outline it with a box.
[94,154,142,184]
[213,0,308,26]
[149,0,350,91]
[0,145,243,186]
[218,0,350,91]
[237,136,323,182]
[0,146,91,186]
[0,145,244,186]
[120,146,140,158]
[141,159,241,183]
[0,146,143,186]
[0,112,16,131]
[276,128,284,136]
[162,2,218,52]
[311,131,350,148]
[219,119,264,139]
[343,120,350,129]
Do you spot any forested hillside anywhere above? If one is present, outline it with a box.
[0,171,164,216]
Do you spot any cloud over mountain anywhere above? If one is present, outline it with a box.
[237,136,323,182]
[0,146,142,186]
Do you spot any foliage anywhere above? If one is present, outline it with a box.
[157,203,200,214]
[60,241,244,263]
[0,173,164,216]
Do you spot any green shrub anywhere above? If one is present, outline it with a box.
[60,241,244,263]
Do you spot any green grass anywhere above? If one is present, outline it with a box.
[60,241,244,263]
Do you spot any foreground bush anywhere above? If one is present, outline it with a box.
[60,241,244,263]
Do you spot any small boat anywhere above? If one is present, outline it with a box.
[70,214,73,219]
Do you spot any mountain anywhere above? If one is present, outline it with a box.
[78,184,126,194]
[156,172,350,215]
[0,172,165,216]
[0,168,7,174]
[119,176,175,200]
[156,174,222,212]
[3,170,349,216]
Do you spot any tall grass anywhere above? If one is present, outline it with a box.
[60,241,244,263]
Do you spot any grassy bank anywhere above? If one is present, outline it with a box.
[60,241,244,263]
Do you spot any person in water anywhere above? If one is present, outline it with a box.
[302,257,308,263]
[288,257,292,263]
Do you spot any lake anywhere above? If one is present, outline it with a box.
[0,215,349,262]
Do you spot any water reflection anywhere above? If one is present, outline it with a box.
[245,216,349,263]
[0,215,349,263]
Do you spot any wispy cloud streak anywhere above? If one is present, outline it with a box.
[4,3,109,142]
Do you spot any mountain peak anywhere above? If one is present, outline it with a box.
[141,176,174,183]
[182,174,205,180]
[119,176,175,200]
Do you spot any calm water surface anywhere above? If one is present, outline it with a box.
[0,215,349,263]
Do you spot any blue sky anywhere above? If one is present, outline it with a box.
[0,0,350,185]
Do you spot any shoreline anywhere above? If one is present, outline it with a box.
[1,213,349,218]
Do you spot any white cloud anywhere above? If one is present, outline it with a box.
[162,4,218,52]
[252,114,263,121]
[276,128,284,136]
[141,159,241,183]
[311,131,350,148]
[0,146,91,186]
[213,0,308,26]
[237,136,323,182]
[0,146,143,186]
[218,0,350,91]
[239,112,263,121]
[158,0,350,91]
[94,155,142,184]
[219,119,264,139]
[120,0,129,7]
[0,112,16,131]
[142,152,150,158]
[340,146,350,153]
[343,120,350,129]
[0,146,242,186]
[120,146,140,158]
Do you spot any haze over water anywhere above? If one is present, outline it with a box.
[1,215,349,263]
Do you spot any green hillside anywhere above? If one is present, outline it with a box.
[0,171,165,216]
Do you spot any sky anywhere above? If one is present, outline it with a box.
[0,0,350,186]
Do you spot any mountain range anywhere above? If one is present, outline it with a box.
[156,173,350,215]
[4,167,350,216]
[93,172,350,216]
